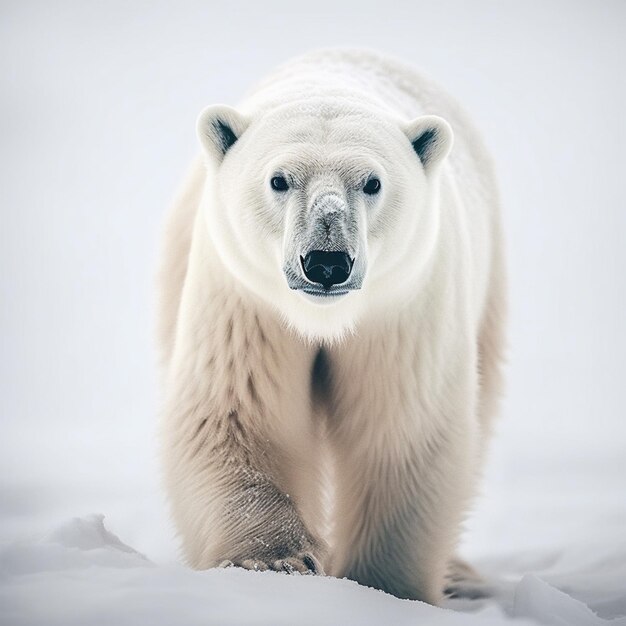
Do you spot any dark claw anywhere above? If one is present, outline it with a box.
[302,554,318,573]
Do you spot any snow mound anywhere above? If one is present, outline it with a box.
[513,575,626,626]
[43,514,148,556]
[0,514,150,577]
[1,515,626,626]
[0,515,530,626]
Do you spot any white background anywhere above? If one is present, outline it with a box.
[1,1,625,620]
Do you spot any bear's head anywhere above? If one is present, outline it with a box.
[196,100,452,342]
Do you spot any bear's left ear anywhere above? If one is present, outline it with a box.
[403,115,453,174]
[196,104,249,164]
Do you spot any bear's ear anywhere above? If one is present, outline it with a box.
[403,115,453,173]
[196,105,249,163]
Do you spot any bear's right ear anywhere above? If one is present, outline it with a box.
[196,105,249,164]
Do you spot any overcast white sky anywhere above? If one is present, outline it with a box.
[1,0,625,562]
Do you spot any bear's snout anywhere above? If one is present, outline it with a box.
[300,250,354,290]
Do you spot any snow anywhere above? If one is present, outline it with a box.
[0,516,535,626]
[2,458,625,625]
[1,497,625,626]
[1,1,626,625]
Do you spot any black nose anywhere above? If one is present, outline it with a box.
[300,250,353,290]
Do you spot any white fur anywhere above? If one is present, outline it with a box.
[158,48,506,604]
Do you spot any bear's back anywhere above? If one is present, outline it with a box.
[247,48,454,120]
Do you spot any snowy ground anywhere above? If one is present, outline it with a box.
[1,418,624,625]
[2,453,625,626]
[2,1,625,625]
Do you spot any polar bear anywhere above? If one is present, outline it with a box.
[158,48,505,605]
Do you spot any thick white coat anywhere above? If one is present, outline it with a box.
[158,49,505,604]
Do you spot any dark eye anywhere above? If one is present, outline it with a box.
[363,178,381,195]
[270,176,289,192]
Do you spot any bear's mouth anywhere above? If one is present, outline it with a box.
[298,288,350,305]
[302,287,350,297]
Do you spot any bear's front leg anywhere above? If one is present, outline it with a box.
[161,281,326,573]
[330,425,477,603]
[327,329,480,604]
[163,371,326,573]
